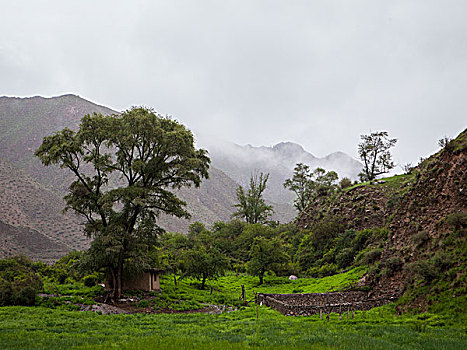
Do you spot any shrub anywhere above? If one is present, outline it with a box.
[356,248,382,266]
[82,274,99,287]
[431,252,451,272]
[339,177,352,189]
[381,257,403,277]
[0,256,43,306]
[15,285,38,306]
[137,300,151,308]
[310,217,345,248]
[317,263,338,277]
[405,260,439,282]
[336,248,354,269]
[0,276,43,306]
[438,136,454,152]
[0,279,13,305]
[445,213,467,231]
[352,229,373,252]
[412,231,430,247]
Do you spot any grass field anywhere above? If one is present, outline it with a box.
[0,305,465,349]
[1,268,466,349]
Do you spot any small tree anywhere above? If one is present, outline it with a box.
[158,232,189,286]
[232,172,273,224]
[284,164,338,212]
[358,131,397,181]
[247,236,287,285]
[181,245,229,289]
[283,163,313,213]
[438,136,454,152]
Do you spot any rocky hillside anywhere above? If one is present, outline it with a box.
[0,219,68,264]
[0,95,117,192]
[297,128,467,309]
[0,156,87,251]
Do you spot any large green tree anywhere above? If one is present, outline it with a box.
[232,172,273,224]
[35,107,210,299]
[358,131,397,181]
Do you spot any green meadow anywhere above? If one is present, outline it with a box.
[1,268,466,350]
[0,305,465,350]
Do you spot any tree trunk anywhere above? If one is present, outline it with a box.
[116,259,123,299]
[173,274,177,286]
[110,266,118,303]
[201,274,207,289]
[259,272,264,285]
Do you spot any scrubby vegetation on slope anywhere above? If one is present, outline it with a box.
[297,128,467,311]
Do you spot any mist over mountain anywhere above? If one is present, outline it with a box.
[204,139,362,205]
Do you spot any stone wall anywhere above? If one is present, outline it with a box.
[257,291,398,316]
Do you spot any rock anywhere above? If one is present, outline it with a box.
[289,275,298,280]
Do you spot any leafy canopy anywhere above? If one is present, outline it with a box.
[247,236,288,285]
[35,107,210,298]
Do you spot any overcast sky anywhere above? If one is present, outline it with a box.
[1,0,466,168]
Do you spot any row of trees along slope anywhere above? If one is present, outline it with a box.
[35,107,210,299]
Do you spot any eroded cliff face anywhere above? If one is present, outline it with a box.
[297,129,467,305]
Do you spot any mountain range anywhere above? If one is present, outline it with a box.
[0,94,362,261]
[206,140,362,204]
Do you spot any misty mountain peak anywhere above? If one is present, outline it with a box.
[272,142,306,157]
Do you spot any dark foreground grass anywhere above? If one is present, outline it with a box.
[0,305,465,350]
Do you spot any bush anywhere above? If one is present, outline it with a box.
[445,213,467,231]
[317,263,338,277]
[381,257,403,277]
[0,279,13,305]
[412,231,430,247]
[431,252,451,272]
[137,300,151,308]
[15,285,38,306]
[356,248,382,266]
[310,217,345,248]
[0,276,42,306]
[339,177,352,189]
[405,260,439,283]
[0,256,43,306]
[82,274,99,287]
[438,136,454,152]
[336,248,354,269]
